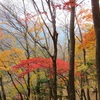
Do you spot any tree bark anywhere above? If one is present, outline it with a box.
[68,0,76,100]
[91,0,100,99]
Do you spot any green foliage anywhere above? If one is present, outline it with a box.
[37,78,48,84]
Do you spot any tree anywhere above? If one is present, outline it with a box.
[68,0,76,100]
[76,8,94,100]
[1,0,99,99]
[0,47,26,100]
[91,0,100,99]
[13,57,69,99]
[12,58,69,78]
[0,0,59,99]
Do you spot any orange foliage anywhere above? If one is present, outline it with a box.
[77,8,93,29]
[0,30,2,35]
[79,28,96,49]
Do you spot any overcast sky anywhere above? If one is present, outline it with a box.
[0,0,92,26]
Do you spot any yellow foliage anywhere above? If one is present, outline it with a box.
[0,67,10,71]
[0,47,25,72]
[30,71,45,84]
[77,64,88,72]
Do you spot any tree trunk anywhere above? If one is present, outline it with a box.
[0,76,6,100]
[52,31,58,100]
[80,49,87,100]
[80,89,86,100]
[27,73,30,100]
[68,0,76,100]
[8,73,23,100]
[91,0,100,99]
[52,58,57,100]
[52,14,58,100]
[95,88,98,100]
[0,92,2,100]
[36,69,41,100]
[86,76,91,100]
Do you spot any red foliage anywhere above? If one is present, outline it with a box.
[52,0,78,11]
[12,57,69,77]
[63,1,77,10]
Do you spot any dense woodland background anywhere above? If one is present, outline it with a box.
[0,0,100,100]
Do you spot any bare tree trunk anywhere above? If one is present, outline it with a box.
[68,0,76,100]
[91,0,100,99]
[52,55,58,100]
[51,4,58,100]
[80,49,87,100]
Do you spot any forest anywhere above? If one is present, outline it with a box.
[0,0,100,100]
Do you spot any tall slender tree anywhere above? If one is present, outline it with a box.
[91,0,100,99]
[68,0,76,100]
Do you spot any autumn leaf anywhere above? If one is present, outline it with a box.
[12,57,69,77]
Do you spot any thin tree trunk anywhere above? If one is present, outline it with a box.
[86,76,90,100]
[76,15,87,100]
[52,58,57,100]
[52,10,58,100]
[0,76,6,100]
[36,69,41,100]
[0,92,2,100]
[51,31,58,100]
[68,0,76,100]
[8,73,24,100]
[91,0,100,99]
[80,83,86,100]
[80,49,87,100]
[95,88,98,100]
[80,89,87,100]
[27,73,30,100]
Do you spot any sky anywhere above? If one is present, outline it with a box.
[0,0,92,29]
[0,0,93,46]
[0,0,92,30]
